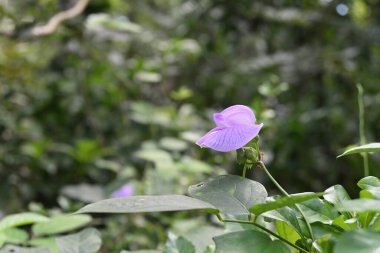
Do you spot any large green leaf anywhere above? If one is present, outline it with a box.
[163,233,195,253]
[55,228,102,253]
[213,230,292,253]
[0,245,50,253]
[357,176,380,199]
[76,195,218,214]
[32,215,92,236]
[0,213,49,231]
[249,192,323,215]
[334,230,380,253]
[188,175,267,215]
[298,198,339,224]
[337,143,380,158]
[338,199,380,212]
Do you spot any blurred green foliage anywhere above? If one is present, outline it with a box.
[1,0,380,251]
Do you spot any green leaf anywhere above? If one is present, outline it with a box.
[338,198,380,228]
[61,184,105,203]
[55,228,102,253]
[298,198,339,224]
[177,158,212,174]
[358,211,377,228]
[29,238,59,253]
[87,14,142,33]
[333,215,357,230]
[159,137,188,151]
[120,251,161,253]
[188,175,267,215]
[334,230,380,253]
[202,246,214,253]
[164,233,195,253]
[312,236,334,253]
[0,228,28,245]
[357,176,380,199]
[183,226,224,253]
[360,189,374,199]
[213,230,292,253]
[370,215,380,231]
[324,185,352,219]
[76,195,218,214]
[324,185,351,205]
[134,149,173,165]
[32,215,92,236]
[276,220,301,245]
[337,143,380,157]
[0,245,50,253]
[135,71,161,83]
[0,213,49,231]
[311,222,342,239]
[249,192,323,216]
[338,199,380,212]
[263,207,310,238]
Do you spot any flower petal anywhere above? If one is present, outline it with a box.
[213,105,256,127]
[196,123,263,152]
[111,184,134,198]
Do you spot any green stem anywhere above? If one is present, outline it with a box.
[258,161,288,196]
[362,154,369,177]
[357,84,369,177]
[258,161,315,241]
[222,218,310,253]
[242,163,249,178]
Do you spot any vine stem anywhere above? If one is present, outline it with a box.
[220,218,310,253]
[257,161,315,241]
[357,84,369,177]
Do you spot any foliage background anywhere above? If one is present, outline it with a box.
[1,0,380,251]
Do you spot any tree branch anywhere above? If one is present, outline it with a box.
[30,0,90,36]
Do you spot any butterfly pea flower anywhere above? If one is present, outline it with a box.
[111,184,134,198]
[196,105,263,152]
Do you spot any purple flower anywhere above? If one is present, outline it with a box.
[196,105,263,152]
[111,184,134,198]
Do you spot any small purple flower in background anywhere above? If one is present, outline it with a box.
[111,184,134,198]
[196,105,263,152]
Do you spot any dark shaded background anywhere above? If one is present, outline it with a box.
[1,0,380,250]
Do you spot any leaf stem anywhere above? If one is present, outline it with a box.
[257,161,315,241]
[242,163,249,178]
[357,84,369,177]
[222,218,310,253]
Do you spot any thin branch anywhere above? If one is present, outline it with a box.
[30,0,90,36]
